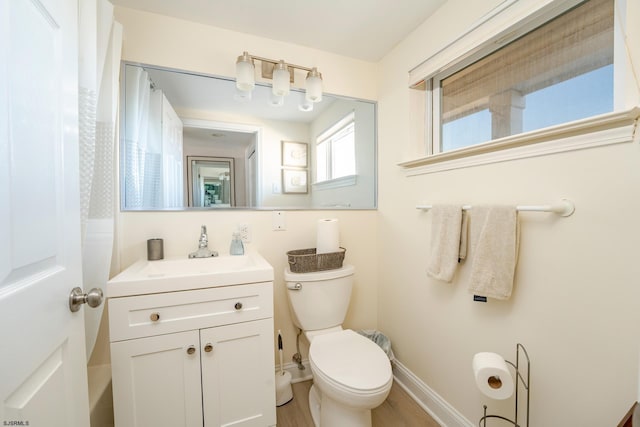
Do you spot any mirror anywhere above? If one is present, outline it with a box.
[120,62,377,210]
[187,156,235,207]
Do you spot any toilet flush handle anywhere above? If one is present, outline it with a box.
[287,282,302,290]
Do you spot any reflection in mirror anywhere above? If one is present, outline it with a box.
[120,62,377,210]
[187,156,235,207]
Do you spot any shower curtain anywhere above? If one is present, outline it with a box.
[123,66,163,209]
[79,0,122,358]
[123,67,183,209]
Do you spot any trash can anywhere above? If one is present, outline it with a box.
[357,330,395,361]
[275,370,293,406]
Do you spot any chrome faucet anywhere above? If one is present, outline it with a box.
[188,225,218,258]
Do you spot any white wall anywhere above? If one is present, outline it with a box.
[113,6,379,367]
[377,0,640,426]
[113,8,377,101]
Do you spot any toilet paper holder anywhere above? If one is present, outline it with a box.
[478,343,530,427]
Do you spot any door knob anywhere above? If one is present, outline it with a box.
[69,287,103,312]
[204,343,213,353]
[187,346,196,355]
[234,302,243,310]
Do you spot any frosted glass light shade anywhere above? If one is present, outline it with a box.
[269,93,284,107]
[234,87,252,101]
[272,60,290,97]
[236,52,255,91]
[298,101,313,112]
[305,68,323,103]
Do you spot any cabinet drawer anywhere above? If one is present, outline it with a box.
[109,282,273,342]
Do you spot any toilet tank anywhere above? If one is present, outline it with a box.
[284,265,354,332]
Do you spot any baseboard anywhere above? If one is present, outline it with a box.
[275,360,313,383]
[392,360,474,427]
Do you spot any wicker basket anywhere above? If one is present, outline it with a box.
[286,247,346,273]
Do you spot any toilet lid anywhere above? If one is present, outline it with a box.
[310,329,391,391]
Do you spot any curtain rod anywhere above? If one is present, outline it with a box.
[415,199,575,217]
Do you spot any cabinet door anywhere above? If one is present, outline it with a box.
[201,319,276,427]
[111,330,203,427]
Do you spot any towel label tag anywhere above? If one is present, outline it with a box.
[473,295,488,303]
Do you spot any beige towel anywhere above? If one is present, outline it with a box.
[468,206,520,300]
[458,210,469,262]
[426,205,463,282]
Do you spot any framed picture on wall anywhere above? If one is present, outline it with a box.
[281,141,308,167]
[282,168,308,194]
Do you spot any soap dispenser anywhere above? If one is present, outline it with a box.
[230,231,244,255]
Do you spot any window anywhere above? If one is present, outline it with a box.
[413,0,617,157]
[316,112,356,183]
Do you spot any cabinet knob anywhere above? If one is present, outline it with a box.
[204,343,213,353]
[150,312,160,321]
[234,302,243,310]
[186,346,196,355]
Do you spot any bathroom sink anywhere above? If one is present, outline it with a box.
[107,251,274,297]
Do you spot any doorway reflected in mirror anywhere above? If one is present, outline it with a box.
[187,156,235,207]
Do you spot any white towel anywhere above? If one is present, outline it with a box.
[426,205,463,283]
[468,205,520,300]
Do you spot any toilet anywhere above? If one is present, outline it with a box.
[285,265,392,427]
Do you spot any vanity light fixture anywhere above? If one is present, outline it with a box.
[235,52,255,92]
[235,51,323,109]
[272,60,290,97]
[305,67,323,103]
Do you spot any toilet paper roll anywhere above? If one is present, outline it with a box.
[472,352,514,400]
[316,218,340,254]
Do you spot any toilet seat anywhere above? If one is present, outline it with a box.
[309,329,392,394]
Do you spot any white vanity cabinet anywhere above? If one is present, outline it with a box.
[108,281,276,427]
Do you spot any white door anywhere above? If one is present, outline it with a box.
[161,93,184,208]
[0,0,91,426]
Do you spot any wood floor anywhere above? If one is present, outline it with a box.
[276,380,440,427]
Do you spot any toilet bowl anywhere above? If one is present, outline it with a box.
[309,329,392,426]
[284,265,393,427]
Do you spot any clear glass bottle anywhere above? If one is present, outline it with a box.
[229,231,244,255]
